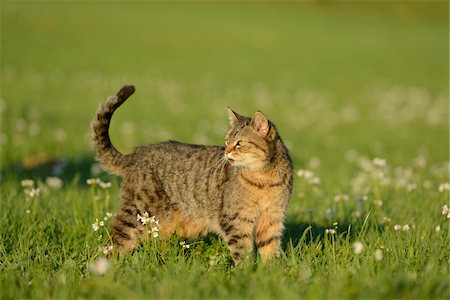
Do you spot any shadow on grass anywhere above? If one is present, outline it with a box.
[1,154,112,186]
[283,217,386,250]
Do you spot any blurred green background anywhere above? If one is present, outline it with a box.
[2,2,447,183]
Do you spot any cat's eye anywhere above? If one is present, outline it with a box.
[235,141,243,148]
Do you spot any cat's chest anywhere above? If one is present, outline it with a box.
[237,172,287,208]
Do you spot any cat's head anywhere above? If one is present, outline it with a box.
[224,108,278,170]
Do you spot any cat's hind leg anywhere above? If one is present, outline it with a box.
[111,176,163,255]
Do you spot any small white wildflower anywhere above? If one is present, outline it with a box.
[309,177,321,185]
[98,235,103,241]
[45,177,63,189]
[88,258,110,275]
[393,224,402,231]
[406,183,417,192]
[137,212,151,225]
[297,169,314,179]
[25,209,31,214]
[87,178,101,185]
[374,249,383,261]
[383,216,392,223]
[435,225,441,232]
[152,232,159,238]
[180,241,190,249]
[372,158,386,168]
[325,228,336,235]
[373,199,383,207]
[442,205,450,218]
[332,222,338,227]
[92,219,99,232]
[333,194,350,202]
[352,241,364,255]
[21,179,34,188]
[27,188,41,198]
[100,246,111,255]
[402,224,410,231]
[106,212,113,218]
[99,181,112,189]
[99,221,104,227]
[438,183,450,192]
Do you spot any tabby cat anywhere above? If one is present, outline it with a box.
[92,85,293,262]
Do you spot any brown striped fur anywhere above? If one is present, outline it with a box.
[92,85,293,262]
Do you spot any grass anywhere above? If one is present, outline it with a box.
[1,2,449,299]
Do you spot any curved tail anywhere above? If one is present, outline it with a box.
[92,85,136,175]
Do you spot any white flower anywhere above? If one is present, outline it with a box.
[88,258,110,275]
[393,224,402,231]
[99,181,112,189]
[438,183,450,192]
[180,241,190,249]
[92,218,99,232]
[406,183,416,192]
[27,188,41,198]
[373,199,383,207]
[99,245,114,255]
[372,158,386,168]
[87,178,101,186]
[25,209,31,214]
[21,179,34,188]
[435,225,441,232]
[352,241,364,255]
[402,224,410,231]
[297,169,314,179]
[325,228,336,235]
[152,232,159,238]
[106,212,113,218]
[46,177,63,189]
[99,221,104,227]
[442,205,450,218]
[137,212,151,225]
[309,177,321,185]
[374,249,383,261]
[333,194,350,202]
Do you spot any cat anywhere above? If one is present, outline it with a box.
[92,85,293,262]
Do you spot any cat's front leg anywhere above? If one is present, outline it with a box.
[255,208,285,261]
[220,212,255,263]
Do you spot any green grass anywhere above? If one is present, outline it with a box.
[1,2,449,299]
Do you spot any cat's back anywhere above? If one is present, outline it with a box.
[131,140,225,173]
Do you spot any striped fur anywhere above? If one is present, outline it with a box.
[92,85,293,263]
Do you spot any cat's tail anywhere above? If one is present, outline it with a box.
[92,85,136,175]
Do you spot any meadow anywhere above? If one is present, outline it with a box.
[1,2,449,299]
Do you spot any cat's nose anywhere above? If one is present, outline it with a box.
[225,152,234,160]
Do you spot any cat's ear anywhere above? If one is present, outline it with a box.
[251,111,270,137]
[228,107,243,126]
